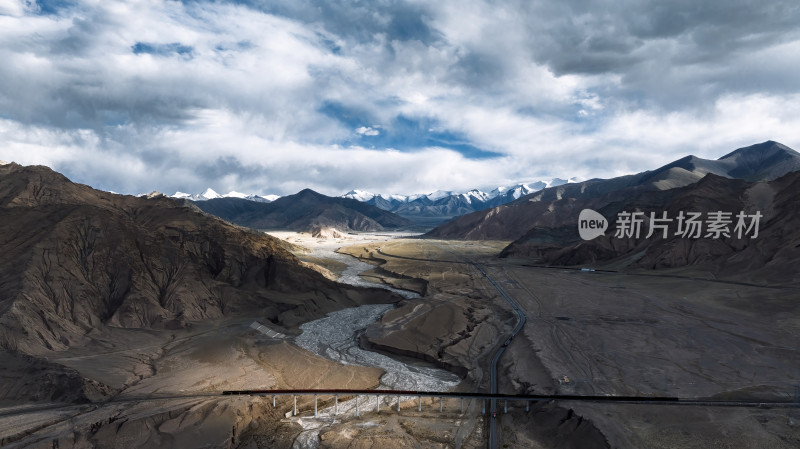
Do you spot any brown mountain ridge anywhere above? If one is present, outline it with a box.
[0,163,402,357]
[501,171,800,285]
[192,188,412,232]
[426,141,800,284]
[426,141,800,242]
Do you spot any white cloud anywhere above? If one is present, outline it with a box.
[0,0,799,196]
[0,0,35,17]
[355,126,380,136]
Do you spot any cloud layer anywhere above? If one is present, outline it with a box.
[1,0,799,196]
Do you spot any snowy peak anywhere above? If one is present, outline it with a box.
[170,188,221,201]
[222,190,247,199]
[462,189,491,203]
[253,194,279,202]
[425,190,455,201]
[507,185,531,200]
[342,189,375,202]
[378,193,411,202]
[338,177,573,219]
[170,188,279,202]
[201,188,221,200]
[340,177,572,206]
[488,183,537,200]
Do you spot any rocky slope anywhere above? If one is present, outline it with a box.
[0,163,402,358]
[426,141,800,241]
[193,188,411,232]
[502,171,800,285]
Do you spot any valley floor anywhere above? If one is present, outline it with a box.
[336,237,800,448]
[1,232,798,448]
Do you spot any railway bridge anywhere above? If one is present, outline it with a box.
[222,388,797,419]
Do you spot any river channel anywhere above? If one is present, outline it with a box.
[288,236,461,448]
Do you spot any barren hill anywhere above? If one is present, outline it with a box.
[426,141,800,241]
[501,171,800,285]
[193,188,411,231]
[0,163,401,357]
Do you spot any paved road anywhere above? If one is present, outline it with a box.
[472,263,527,449]
[421,242,528,449]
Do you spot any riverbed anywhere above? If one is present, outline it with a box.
[268,232,460,448]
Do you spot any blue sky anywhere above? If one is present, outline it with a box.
[1,0,800,196]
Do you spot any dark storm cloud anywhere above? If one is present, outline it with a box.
[243,0,800,113]
[522,0,800,108]
[448,51,508,89]
[190,156,278,190]
[529,0,800,73]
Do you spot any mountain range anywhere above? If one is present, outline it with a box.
[428,141,800,241]
[171,188,278,203]
[0,163,402,401]
[172,179,580,225]
[426,140,800,284]
[341,179,578,222]
[190,188,411,232]
[501,170,800,285]
[187,181,575,232]
[2,140,798,402]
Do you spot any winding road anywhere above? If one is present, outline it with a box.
[419,242,529,448]
[471,263,527,449]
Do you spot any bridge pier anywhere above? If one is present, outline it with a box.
[238,390,555,421]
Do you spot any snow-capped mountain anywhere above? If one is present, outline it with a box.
[249,194,280,202]
[171,188,278,203]
[488,180,566,201]
[462,189,491,203]
[167,178,580,222]
[342,189,376,202]
[425,190,456,201]
[339,178,580,221]
[172,188,222,201]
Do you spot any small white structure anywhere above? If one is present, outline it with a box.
[250,321,286,339]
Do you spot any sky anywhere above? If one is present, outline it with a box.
[1,0,799,197]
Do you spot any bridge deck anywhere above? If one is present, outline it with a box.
[221,389,797,408]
